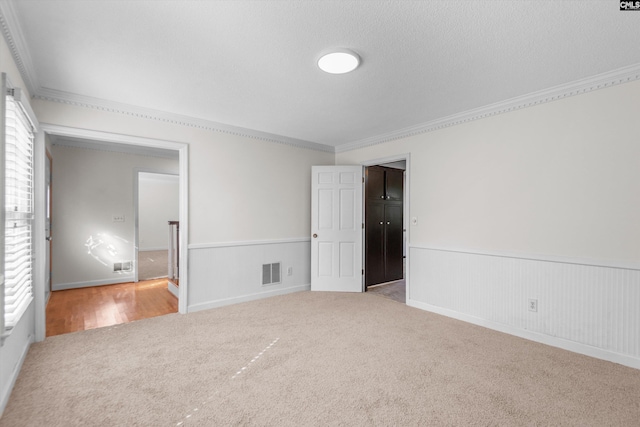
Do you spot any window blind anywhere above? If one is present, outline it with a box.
[4,91,34,330]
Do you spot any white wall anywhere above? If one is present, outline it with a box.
[0,31,35,416]
[337,79,640,368]
[138,172,179,251]
[51,145,178,289]
[32,98,335,311]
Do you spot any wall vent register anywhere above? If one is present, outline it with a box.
[262,263,281,285]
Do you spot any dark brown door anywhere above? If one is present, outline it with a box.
[365,166,403,288]
[384,204,403,281]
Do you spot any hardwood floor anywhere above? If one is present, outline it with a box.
[46,278,178,337]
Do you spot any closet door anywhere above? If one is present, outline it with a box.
[365,203,385,286]
[366,166,385,201]
[384,204,403,281]
[385,168,403,201]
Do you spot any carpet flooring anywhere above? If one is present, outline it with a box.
[2,291,640,426]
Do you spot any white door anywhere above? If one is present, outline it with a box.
[311,165,363,292]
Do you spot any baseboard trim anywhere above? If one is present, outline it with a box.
[188,284,310,313]
[167,281,178,298]
[52,276,134,291]
[139,247,168,252]
[407,299,640,370]
[0,332,32,417]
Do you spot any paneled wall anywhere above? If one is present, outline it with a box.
[409,246,640,368]
[188,239,310,312]
[338,79,640,369]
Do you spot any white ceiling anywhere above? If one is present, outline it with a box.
[3,1,640,150]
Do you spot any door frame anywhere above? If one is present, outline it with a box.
[360,154,411,302]
[45,149,52,300]
[33,124,189,342]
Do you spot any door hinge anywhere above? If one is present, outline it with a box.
[362,223,364,229]
[362,269,364,275]
[362,177,365,183]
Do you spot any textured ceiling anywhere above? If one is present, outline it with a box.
[5,0,640,148]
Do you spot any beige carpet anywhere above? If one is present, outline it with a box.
[2,291,640,426]
[138,250,168,280]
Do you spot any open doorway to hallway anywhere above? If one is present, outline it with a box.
[45,135,181,336]
[136,171,179,281]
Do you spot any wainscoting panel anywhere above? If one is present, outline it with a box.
[187,239,311,312]
[408,246,640,369]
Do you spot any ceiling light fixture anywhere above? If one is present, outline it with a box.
[317,49,360,74]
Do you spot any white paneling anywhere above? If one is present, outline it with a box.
[187,239,311,312]
[408,246,640,368]
[0,302,34,416]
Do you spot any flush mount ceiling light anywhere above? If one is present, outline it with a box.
[317,49,360,74]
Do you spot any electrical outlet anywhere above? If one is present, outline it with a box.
[287,267,293,276]
[528,298,538,312]
[113,214,125,222]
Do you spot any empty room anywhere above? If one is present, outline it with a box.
[1,1,640,425]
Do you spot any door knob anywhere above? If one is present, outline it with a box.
[313,233,318,238]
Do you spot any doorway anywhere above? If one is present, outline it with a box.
[135,172,179,283]
[35,125,189,342]
[364,159,407,303]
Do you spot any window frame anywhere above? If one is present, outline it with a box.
[1,72,39,340]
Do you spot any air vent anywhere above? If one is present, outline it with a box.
[114,261,132,273]
[262,263,281,285]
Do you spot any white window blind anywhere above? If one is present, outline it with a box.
[4,90,34,330]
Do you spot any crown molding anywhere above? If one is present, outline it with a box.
[4,0,640,155]
[1,1,332,154]
[336,63,640,153]
[0,0,39,96]
[34,88,334,153]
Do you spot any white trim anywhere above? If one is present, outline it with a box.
[336,63,640,153]
[139,246,169,252]
[188,284,310,313]
[35,87,333,153]
[0,0,40,95]
[39,124,190,317]
[188,237,310,250]
[52,277,134,291]
[407,299,640,371]
[3,0,640,156]
[167,281,178,298]
[356,153,411,300]
[0,324,32,416]
[409,244,640,272]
